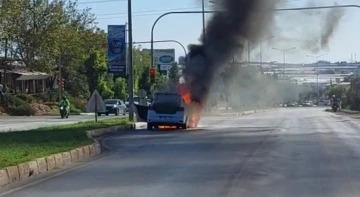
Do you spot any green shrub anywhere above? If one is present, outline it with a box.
[0,94,36,116]
[16,94,35,103]
[70,107,82,114]
[6,104,36,116]
[33,90,58,103]
[68,96,86,112]
[2,94,25,106]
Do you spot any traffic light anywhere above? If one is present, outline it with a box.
[58,78,65,90]
[61,78,65,90]
[149,68,156,84]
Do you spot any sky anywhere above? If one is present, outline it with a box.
[77,0,360,64]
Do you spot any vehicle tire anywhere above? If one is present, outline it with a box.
[98,113,102,116]
[182,123,187,130]
[105,113,109,116]
[147,123,153,130]
[177,124,186,130]
[123,109,126,115]
[115,109,119,116]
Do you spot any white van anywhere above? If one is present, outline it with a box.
[147,92,188,130]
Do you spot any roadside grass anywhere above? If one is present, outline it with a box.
[0,118,131,168]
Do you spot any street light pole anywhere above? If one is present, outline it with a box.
[202,0,206,43]
[127,0,134,121]
[134,40,187,58]
[306,53,327,106]
[150,11,217,69]
[260,36,275,67]
[247,41,251,66]
[272,47,296,78]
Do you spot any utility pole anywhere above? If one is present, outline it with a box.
[127,0,134,121]
[306,53,327,106]
[202,0,206,43]
[3,38,8,93]
[58,50,62,102]
[259,36,275,67]
[247,41,251,67]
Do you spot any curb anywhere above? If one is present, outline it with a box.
[0,123,136,187]
[325,108,360,114]
[203,108,277,116]
[38,112,94,116]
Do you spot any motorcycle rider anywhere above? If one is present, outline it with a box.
[331,95,340,107]
[59,95,70,118]
[331,95,338,104]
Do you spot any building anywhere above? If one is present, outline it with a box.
[0,59,52,94]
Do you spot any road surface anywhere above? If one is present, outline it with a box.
[3,108,360,196]
[0,114,125,132]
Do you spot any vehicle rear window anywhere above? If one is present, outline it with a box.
[153,94,181,105]
[105,100,117,104]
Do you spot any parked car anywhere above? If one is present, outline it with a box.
[98,99,126,116]
[287,101,298,107]
[302,101,313,107]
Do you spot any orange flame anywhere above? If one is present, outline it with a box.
[177,84,202,128]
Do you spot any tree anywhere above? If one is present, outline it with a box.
[0,0,104,92]
[133,47,151,94]
[327,86,347,98]
[113,78,127,100]
[168,63,180,84]
[84,50,113,98]
[138,66,151,96]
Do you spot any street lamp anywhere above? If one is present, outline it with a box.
[127,0,134,121]
[133,40,187,58]
[150,11,217,69]
[260,36,275,67]
[202,0,206,43]
[272,47,296,78]
[306,53,327,106]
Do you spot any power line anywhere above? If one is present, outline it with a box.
[97,13,166,19]
[79,0,304,5]
[78,0,125,4]
[94,0,308,19]
[97,6,201,16]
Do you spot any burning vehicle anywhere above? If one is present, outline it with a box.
[145,83,202,130]
[146,91,188,130]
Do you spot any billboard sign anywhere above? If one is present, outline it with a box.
[154,49,175,70]
[107,25,126,76]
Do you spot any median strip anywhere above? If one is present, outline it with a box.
[0,118,134,187]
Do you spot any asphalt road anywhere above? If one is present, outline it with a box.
[3,107,360,196]
[0,114,125,132]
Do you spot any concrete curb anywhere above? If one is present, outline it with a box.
[0,123,136,187]
[325,108,360,114]
[203,108,277,116]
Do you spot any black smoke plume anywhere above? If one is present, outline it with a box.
[182,0,277,104]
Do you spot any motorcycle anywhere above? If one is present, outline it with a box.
[332,101,339,112]
[59,104,69,119]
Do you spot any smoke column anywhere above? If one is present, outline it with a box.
[320,2,344,49]
[182,0,278,104]
[269,1,345,54]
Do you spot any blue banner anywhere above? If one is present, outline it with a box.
[107,25,126,76]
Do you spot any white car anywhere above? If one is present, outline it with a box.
[147,92,188,130]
